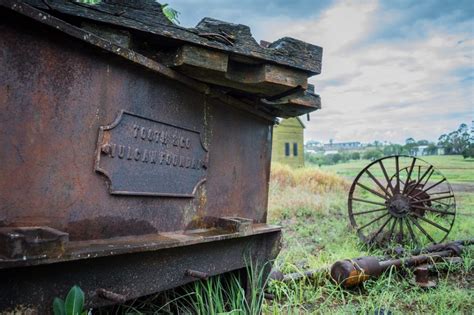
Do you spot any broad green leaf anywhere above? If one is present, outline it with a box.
[53,298,66,315]
[162,4,180,24]
[65,285,85,315]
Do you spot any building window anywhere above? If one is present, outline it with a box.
[293,143,298,156]
[285,143,290,156]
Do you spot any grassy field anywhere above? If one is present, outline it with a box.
[264,156,473,314]
[319,155,474,184]
[114,156,473,314]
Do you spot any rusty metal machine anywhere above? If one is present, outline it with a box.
[0,0,322,311]
[348,155,456,246]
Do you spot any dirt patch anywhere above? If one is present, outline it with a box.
[450,183,474,193]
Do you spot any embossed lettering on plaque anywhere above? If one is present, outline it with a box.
[95,111,208,197]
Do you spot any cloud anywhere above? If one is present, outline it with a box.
[173,0,473,144]
[256,0,474,143]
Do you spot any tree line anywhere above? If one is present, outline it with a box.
[306,123,473,166]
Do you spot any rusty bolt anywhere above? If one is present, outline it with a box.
[414,266,436,289]
[185,269,209,280]
[97,288,127,303]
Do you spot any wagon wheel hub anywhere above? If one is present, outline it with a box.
[388,195,410,218]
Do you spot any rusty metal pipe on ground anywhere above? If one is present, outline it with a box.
[330,245,466,287]
[269,239,472,287]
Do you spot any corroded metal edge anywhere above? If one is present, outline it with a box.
[22,0,322,74]
[0,224,281,269]
[0,0,278,123]
[0,231,282,312]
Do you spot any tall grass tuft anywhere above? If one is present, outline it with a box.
[116,260,272,314]
[180,259,270,315]
[270,163,349,194]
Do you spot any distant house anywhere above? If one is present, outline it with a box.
[323,141,361,152]
[410,145,428,156]
[272,117,305,167]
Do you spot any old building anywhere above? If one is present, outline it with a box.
[272,117,305,167]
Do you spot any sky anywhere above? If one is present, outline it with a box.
[170,0,473,144]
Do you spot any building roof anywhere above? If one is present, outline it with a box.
[275,117,306,128]
[296,117,306,129]
[3,0,322,119]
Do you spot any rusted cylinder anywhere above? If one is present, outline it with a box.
[330,256,384,287]
[331,249,458,287]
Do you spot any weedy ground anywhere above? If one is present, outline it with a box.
[112,156,473,314]
[265,160,473,314]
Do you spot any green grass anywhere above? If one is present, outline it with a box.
[111,156,473,314]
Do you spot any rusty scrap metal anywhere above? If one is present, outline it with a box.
[413,265,436,289]
[269,239,472,288]
[185,269,209,280]
[0,0,324,311]
[348,155,456,247]
[0,0,325,312]
[330,242,469,287]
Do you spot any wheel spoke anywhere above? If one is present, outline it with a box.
[357,212,390,231]
[351,197,387,207]
[429,191,453,196]
[398,217,404,243]
[410,178,446,199]
[408,216,435,243]
[411,205,455,215]
[365,170,393,199]
[411,213,450,233]
[431,199,452,207]
[378,160,395,196]
[402,158,417,194]
[395,156,400,193]
[352,207,387,216]
[405,218,417,244]
[388,217,398,241]
[421,168,435,187]
[411,194,455,205]
[369,216,392,243]
[405,165,433,196]
[356,182,390,200]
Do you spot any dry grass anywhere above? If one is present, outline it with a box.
[270,163,349,194]
[268,163,349,221]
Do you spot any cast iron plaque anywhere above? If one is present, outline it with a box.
[95,111,208,197]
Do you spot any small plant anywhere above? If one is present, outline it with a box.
[162,3,180,24]
[53,285,89,315]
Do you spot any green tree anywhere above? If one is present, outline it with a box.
[425,143,438,155]
[363,149,383,160]
[350,152,361,160]
[437,123,471,155]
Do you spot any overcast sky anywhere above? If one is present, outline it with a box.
[171,0,473,144]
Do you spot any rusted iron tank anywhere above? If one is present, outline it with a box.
[0,0,322,311]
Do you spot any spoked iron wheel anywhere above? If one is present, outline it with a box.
[348,155,456,246]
